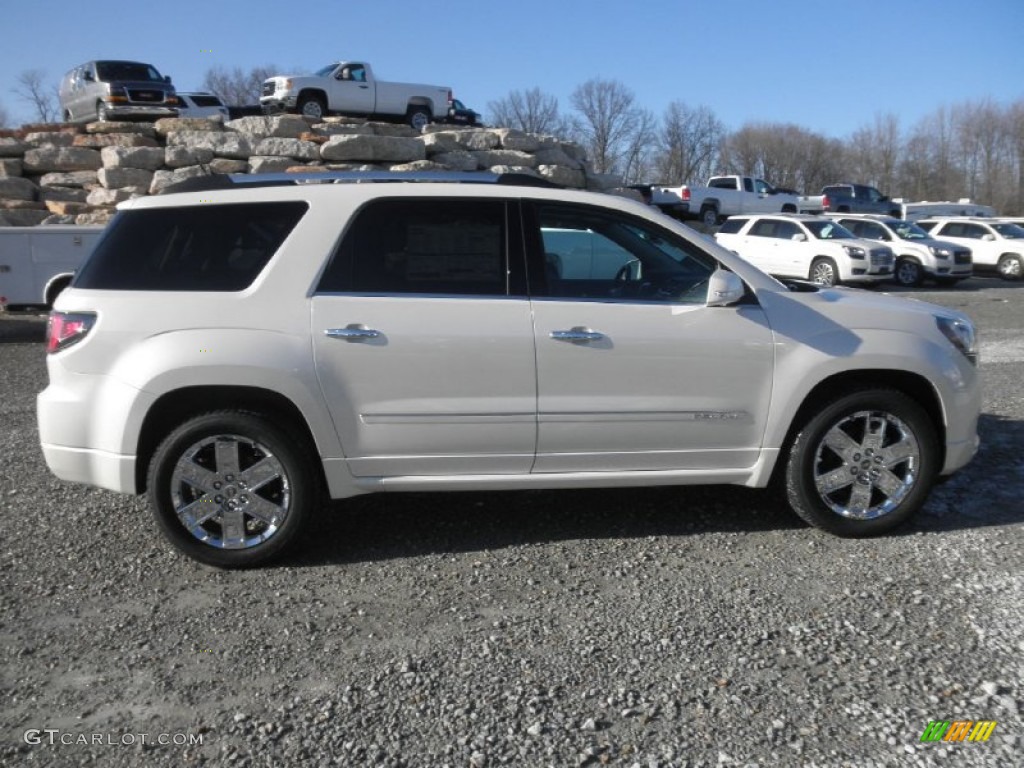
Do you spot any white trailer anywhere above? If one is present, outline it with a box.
[0,225,105,308]
[898,199,997,221]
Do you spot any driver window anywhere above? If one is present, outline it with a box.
[535,203,716,304]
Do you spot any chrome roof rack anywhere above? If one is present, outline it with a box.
[162,170,561,195]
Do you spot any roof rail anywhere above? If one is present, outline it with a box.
[161,170,562,195]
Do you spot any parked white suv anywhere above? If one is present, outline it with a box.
[37,172,980,567]
[916,217,1024,280]
[830,214,973,287]
[715,214,895,287]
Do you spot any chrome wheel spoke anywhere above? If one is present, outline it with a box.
[847,481,873,515]
[881,438,916,466]
[822,429,861,462]
[816,466,855,494]
[240,457,280,492]
[178,494,220,527]
[214,438,241,475]
[175,460,219,494]
[246,496,283,526]
[873,468,907,498]
[220,506,247,548]
[862,415,886,451]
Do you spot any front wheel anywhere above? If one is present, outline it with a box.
[784,389,938,537]
[298,94,326,121]
[997,254,1022,281]
[96,101,110,121]
[894,257,924,287]
[810,257,839,286]
[148,411,319,568]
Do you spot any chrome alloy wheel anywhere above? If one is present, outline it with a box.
[170,434,291,549]
[811,260,837,286]
[812,410,921,520]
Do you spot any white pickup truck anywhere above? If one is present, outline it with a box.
[0,225,105,308]
[644,175,799,227]
[260,61,452,130]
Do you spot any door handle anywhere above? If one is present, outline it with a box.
[325,324,381,341]
[358,85,369,89]
[550,327,605,343]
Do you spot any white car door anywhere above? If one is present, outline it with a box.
[741,218,790,275]
[528,201,774,473]
[325,63,375,115]
[311,198,537,477]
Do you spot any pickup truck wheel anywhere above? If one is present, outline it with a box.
[997,254,1022,280]
[407,107,431,131]
[148,411,318,568]
[298,94,326,121]
[784,389,938,537]
[894,257,924,287]
[699,206,719,227]
[810,257,838,286]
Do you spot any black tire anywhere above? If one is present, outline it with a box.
[699,206,719,228]
[148,411,319,568]
[997,254,1022,281]
[62,109,72,123]
[297,93,327,121]
[407,106,431,131]
[809,257,839,286]
[893,257,924,287]
[96,101,110,122]
[784,389,938,537]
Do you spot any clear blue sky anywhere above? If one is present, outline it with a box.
[2,0,1022,138]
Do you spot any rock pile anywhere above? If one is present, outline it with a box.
[0,116,623,226]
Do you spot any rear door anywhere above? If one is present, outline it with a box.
[526,201,774,472]
[311,197,537,477]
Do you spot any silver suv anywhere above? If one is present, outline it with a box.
[37,172,981,567]
[59,60,179,123]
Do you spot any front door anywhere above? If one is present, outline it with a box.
[312,197,536,476]
[526,201,775,473]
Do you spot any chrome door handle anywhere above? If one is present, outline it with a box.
[325,324,381,341]
[550,327,605,343]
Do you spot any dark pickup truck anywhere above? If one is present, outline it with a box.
[799,183,902,217]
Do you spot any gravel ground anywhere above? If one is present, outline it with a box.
[1,278,1022,767]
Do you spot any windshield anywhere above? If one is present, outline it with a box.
[314,63,338,77]
[95,61,164,82]
[892,222,931,240]
[992,223,1024,239]
[804,221,856,240]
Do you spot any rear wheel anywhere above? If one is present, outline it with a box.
[699,206,719,228]
[894,257,924,287]
[810,257,839,286]
[407,106,431,131]
[148,411,318,568]
[997,254,1022,281]
[784,389,938,536]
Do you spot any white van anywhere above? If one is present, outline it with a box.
[0,226,105,307]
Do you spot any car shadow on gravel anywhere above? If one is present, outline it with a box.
[0,312,47,343]
[285,485,804,567]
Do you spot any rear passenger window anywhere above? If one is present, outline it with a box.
[716,218,746,235]
[73,202,307,291]
[318,199,508,296]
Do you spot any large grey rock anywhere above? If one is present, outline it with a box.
[0,158,23,177]
[85,121,156,136]
[470,150,537,169]
[226,115,308,139]
[432,151,479,171]
[101,146,165,171]
[208,158,248,174]
[0,176,37,201]
[40,214,78,225]
[23,147,102,173]
[39,187,89,203]
[387,160,448,172]
[44,200,94,217]
[165,145,215,168]
[488,165,540,178]
[248,156,295,174]
[586,172,625,191]
[86,187,136,206]
[422,130,499,153]
[0,138,27,157]
[538,164,585,187]
[149,165,210,195]
[320,134,425,163]
[252,138,321,160]
[0,209,49,225]
[24,132,76,147]
[494,129,540,152]
[153,117,223,136]
[310,122,375,137]
[369,123,419,138]
[73,133,160,149]
[75,211,114,225]
[38,171,98,188]
[166,131,253,159]
[534,147,582,170]
[98,167,154,190]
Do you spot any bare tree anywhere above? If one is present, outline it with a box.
[653,101,725,183]
[202,65,279,106]
[14,69,59,123]
[487,87,567,136]
[619,108,658,184]
[570,78,644,175]
[847,113,902,193]
[0,100,10,129]
[719,122,843,193]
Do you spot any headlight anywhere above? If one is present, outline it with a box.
[936,315,977,365]
[929,246,951,259]
[842,245,866,259]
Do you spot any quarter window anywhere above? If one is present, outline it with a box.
[318,199,509,296]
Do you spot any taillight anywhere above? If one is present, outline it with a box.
[447,89,453,106]
[822,194,830,210]
[681,187,691,201]
[46,311,96,354]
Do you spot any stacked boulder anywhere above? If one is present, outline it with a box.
[0,116,624,226]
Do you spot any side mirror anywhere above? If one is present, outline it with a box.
[164,75,172,84]
[791,233,807,242]
[707,269,746,307]
[982,234,996,241]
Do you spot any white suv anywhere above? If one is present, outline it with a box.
[830,214,973,287]
[916,217,1024,281]
[715,214,894,287]
[37,172,980,567]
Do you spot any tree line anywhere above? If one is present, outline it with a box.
[6,67,1022,215]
